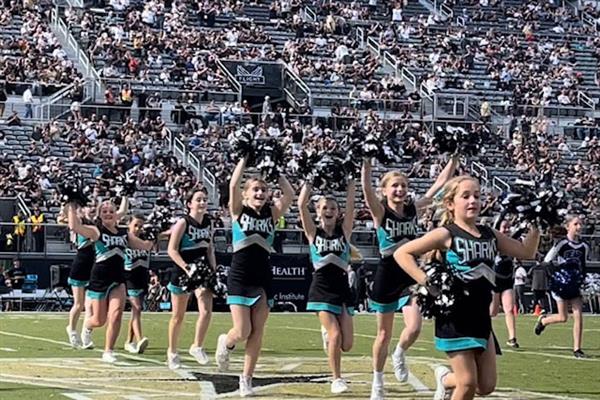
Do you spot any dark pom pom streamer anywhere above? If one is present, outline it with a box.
[255,138,285,182]
[414,261,468,318]
[140,206,174,241]
[114,170,138,198]
[343,126,402,167]
[433,125,482,157]
[549,263,584,300]
[500,179,567,229]
[177,257,214,292]
[311,154,348,192]
[229,125,255,163]
[56,169,91,206]
[206,265,228,298]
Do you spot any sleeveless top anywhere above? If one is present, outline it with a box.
[376,201,418,258]
[232,205,275,254]
[95,225,128,265]
[124,248,150,270]
[310,225,350,271]
[178,214,212,264]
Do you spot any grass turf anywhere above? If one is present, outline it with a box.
[0,312,598,399]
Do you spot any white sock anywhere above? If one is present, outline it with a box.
[373,371,384,386]
[394,343,404,357]
[83,327,92,334]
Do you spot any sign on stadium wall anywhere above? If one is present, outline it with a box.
[221,61,283,89]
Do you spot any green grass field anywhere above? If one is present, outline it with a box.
[0,312,598,399]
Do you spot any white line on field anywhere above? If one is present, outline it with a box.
[280,362,303,372]
[0,347,17,352]
[62,394,95,400]
[173,365,216,400]
[497,387,592,400]
[123,396,151,400]
[407,372,430,392]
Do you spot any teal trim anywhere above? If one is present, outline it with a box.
[307,302,354,316]
[227,295,261,307]
[86,282,119,300]
[377,226,394,252]
[68,277,88,288]
[435,336,487,352]
[346,306,355,316]
[368,295,410,313]
[232,221,246,246]
[127,289,144,298]
[446,250,470,272]
[167,282,187,295]
[267,299,274,308]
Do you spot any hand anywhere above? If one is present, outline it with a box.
[425,278,442,297]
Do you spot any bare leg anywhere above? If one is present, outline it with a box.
[319,311,343,380]
[128,295,143,343]
[104,284,126,351]
[372,312,394,372]
[243,296,270,377]
[192,288,213,348]
[167,293,190,354]
[68,286,86,331]
[398,300,422,350]
[571,298,583,351]
[501,290,516,340]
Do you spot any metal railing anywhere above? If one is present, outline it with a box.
[304,6,317,22]
[471,161,489,187]
[367,36,380,57]
[355,26,366,48]
[440,3,454,20]
[582,11,599,31]
[577,91,595,110]
[284,65,312,108]
[16,194,31,217]
[215,59,243,103]
[492,176,511,193]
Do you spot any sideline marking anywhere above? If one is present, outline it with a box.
[0,347,17,352]
[173,366,216,400]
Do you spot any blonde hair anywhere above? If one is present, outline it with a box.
[379,171,408,191]
[243,177,268,193]
[435,175,479,226]
[565,214,583,227]
[316,195,337,211]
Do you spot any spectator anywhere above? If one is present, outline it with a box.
[7,259,25,290]
[530,261,550,313]
[29,206,45,252]
[0,84,7,118]
[514,263,528,313]
[22,87,33,119]
[12,211,26,252]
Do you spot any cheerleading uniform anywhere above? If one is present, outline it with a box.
[306,225,353,316]
[435,223,498,352]
[227,205,275,308]
[86,225,129,300]
[492,255,514,293]
[544,239,589,301]
[124,247,150,298]
[369,201,418,313]
[167,214,212,295]
[68,218,95,287]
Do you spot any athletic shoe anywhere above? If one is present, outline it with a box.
[80,328,94,349]
[239,375,255,397]
[102,351,117,363]
[167,352,182,370]
[573,349,586,359]
[370,383,384,400]
[321,325,328,354]
[215,334,230,372]
[66,327,82,348]
[124,342,137,354]
[391,345,408,382]
[189,346,209,365]
[136,337,149,354]
[433,366,451,400]
[506,338,520,349]
[534,315,546,336]
[331,378,349,394]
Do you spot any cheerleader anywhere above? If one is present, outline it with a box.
[123,214,151,354]
[299,179,355,394]
[394,176,540,400]
[215,157,293,397]
[535,215,589,358]
[67,201,153,363]
[489,218,520,348]
[361,156,458,400]
[166,187,216,369]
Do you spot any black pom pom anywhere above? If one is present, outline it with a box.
[433,125,482,157]
[56,169,90,206]
[230,125,255,163]
[500,180,567,229]
[414,261,468,318]
[140,206,174,241]
[114,170,138,198]
[177,256,213,292]
[255,138,284,182]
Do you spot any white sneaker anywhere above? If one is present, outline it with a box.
[331,378,349,394]
[102,351,117,363]
[391,345,408,382]
[239,375,255,397]
[80,328,94,350]
[189,345,209,365]
[167,352,181,370]
[433,366,451,400]
[321,325,328,354]
[136,337,149,354]
[215,334,230,372]
[370,383,384,400]
[66,327,82,348]
[124,342,137,354]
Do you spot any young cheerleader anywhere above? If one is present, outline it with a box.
[361,156,458,400]
[394,176,540,400]
[166,187,216,369]
[490,218,519,348]
[215,157,293,397]
[299,178,355,394]
[123,214,151,354]
[67,200,153,362]
[535,215,589,358]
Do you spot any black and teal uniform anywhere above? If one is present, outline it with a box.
[167,214,212,295]
[545,239,589,301]
[124,247,150,298]
[369,201,418,313]
[492,255,514,293]
[306,225,353,316]
[435,223,498,352]
[68,218,96,287]
[227,205,275,308]
[86,225,129,300]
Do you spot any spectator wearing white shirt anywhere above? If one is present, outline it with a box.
[23,87,33,119]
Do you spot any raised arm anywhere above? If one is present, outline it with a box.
[229,157,247,218]
[167,218,188,271]
[67,203,100,242]
[115,196,129,222]
[297,181,317,242]
[128,232,154,251]
[494,225,540,260]
[272,175,294,221]
[360,158,384,223]
[393,227,452,285]
[342,179,355,238]
[416,155,459,210]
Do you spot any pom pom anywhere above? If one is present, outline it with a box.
[56,169,90,206]
[140,206,174,241]
[549,264,584,300]
[177,257,213,292]
[433,125,482,157]
[254,138,285,182]
[229,125,255,163]
[343,125,402,168]
[114,170,138,198]
[414,261,468,318]
[205,265,228,298]
[582,273,600,297]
